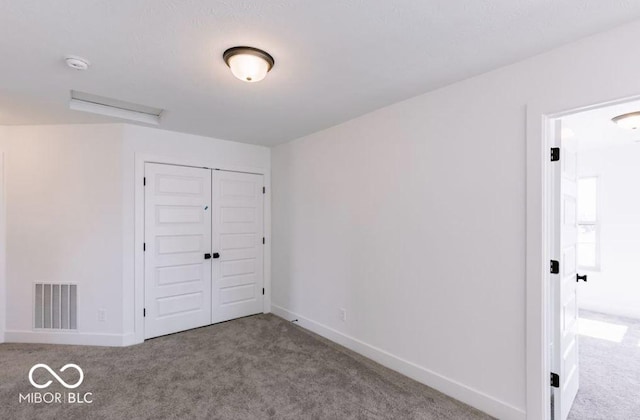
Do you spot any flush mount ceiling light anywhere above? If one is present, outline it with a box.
[223,46,274,83]
[612,111,640,130]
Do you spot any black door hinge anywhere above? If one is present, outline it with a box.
[143,308,146,317]
[263,186,266,194]
[551,147,560,162]
[262,288,265,295]
[550,372,559,388]
[143,177,146,186]
[143,243,146,252]
[550,260,559,274]
[262,237,265,244]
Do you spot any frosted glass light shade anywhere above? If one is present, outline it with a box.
[612,112,640,130]
[223,47,274,83]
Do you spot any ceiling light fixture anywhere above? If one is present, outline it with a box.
[612,111,640,130]
[223,46,274,83]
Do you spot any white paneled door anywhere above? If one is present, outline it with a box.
[144,163,264,339]
[552,120,580,420]
[144,163,212,339]
[211,170,264,323]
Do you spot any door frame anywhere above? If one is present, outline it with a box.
[132,153,271,345]
[525,94,640,420]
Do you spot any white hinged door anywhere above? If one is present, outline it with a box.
[552,120,580,420]
[211,170,264,323]
[144,163,212,339]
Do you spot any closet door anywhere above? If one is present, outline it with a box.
[144,163,212,339]
[211,171,264,323]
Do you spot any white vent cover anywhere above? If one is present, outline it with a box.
[69,90,163,125]
[34,283,77,330]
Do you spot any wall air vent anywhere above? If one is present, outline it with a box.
[69,90,163,125]
[34,283,77,330]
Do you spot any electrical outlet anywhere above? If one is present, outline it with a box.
[98,309,106,322]
[339,308,347,322]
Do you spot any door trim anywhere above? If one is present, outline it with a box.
[525,93,640,420]
[132,153,271,345]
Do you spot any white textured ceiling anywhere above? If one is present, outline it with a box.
[563,99,640,152]
[2,1,640,146]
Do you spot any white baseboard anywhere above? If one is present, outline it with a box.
[271,305,525,420]
[121,332,142,347]
[4,330,133,347]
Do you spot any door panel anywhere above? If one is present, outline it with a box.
[552,120,579,420]
[211,171,264,323]
[144,163,212,339]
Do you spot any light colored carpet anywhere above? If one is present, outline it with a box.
[568,310,640,419]
[0,314,491,419]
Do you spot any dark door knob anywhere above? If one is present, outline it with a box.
[204,253,212,260]
[576,274,587,282]
[212,252,220,259]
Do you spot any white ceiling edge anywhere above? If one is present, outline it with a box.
[2,1,640,146]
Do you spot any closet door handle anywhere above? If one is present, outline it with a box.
[204,253,212,260]
[212,252,220,259]
[576,274,587,282]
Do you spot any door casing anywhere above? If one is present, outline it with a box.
[132,153,270,346]
[525,94,640,420]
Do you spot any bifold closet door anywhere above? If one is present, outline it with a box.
[211,171,264,323]
[144,163,212,339]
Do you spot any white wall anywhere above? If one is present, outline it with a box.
[0,126,6,343]
[0,123,270,346]
[1,125,125,345]
[271,20,640,420]
[578,144,640,319]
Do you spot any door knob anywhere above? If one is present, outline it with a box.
[576,274,587,282]
[204,253,212,260]
[212,252,220,259]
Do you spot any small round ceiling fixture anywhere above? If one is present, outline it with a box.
[65,56,90,71]
[612,111,640,130]
[223,46,274,83]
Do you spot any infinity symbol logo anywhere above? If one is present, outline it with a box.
[28,364,84,389]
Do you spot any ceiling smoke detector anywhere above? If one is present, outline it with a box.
[65,56,90,70]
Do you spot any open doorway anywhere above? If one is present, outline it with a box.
[549,100,640,419]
